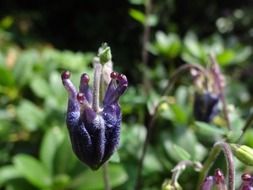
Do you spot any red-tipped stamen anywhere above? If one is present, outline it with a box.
[81,73,90,84]
[77,93,85,104]
[214,169,225,184]
[242,173,252,182]
[110,71,118,79]
[61,70,71,80]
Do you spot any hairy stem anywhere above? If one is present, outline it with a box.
[102,163,111,190]
[163,63,206,95]
[134,99,167,190]
[142,0,152,91]
[238,113,253,143]
[171,160,202,186]
[209,54,231,130]
[93,61,102,112]
[197,142,235,190]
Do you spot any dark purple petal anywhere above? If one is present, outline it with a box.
[101,104,121,163]
[214,169,227,190]
[201,176,214,190]
[239,174,253,190]
[194,92,220,122]
[79,73,93,103]
[61,69,127,170]
[103,72,128,106]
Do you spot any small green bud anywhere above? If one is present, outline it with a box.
[230,144,253,166]
[98,43,112,64]
[162,179,182,190]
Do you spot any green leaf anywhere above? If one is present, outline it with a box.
[30,76,51,98]
[0,16,14,29]
[52,174,70,190]
[0,165,22,186]
[146,14,158,26]
[13,50,39,86]
[154,32,181,58]
[184,33,202,58]
[176,129,207,161]
[13,154,52,188]
[164,141,191,162]
[54,134,78,174]
[0,65,15,86]
[169,104,188,124]
[73,164,128,190]
[109,151,120,163]
[234,46,252,63]
[16,100,44,131]
[40,126,65,174]
[195,121,226,139]
[182,32,206,64]
[129,9,145,24]
[143,149,163,175]
[129,0,145,5]
[217,49,235,65]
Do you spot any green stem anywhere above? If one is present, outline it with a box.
[134,98,168,190]
[142,0,152,91]
[209,54,231,130]
[171,160,202,186]
[238,113,253,143]
[197,142,235,190]
[102,163,111,190]
[93,60,102,112]
[163,63,206,95]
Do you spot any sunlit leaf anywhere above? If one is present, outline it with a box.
[0,166,22,186]
[13,154,52,188]
[164,141,191,162]
[40,126,65,174]
[72,164,128,190]
[16,100,44,131]
[129,9,145,24]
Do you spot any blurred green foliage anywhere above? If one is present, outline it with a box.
[0,0,253,189]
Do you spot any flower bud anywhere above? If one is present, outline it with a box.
[98,43,112,64]
[193,92,220,122]
[230,144,253,166]
[61,45,128,170]
[162,179,182,190]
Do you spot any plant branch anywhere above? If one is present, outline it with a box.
[102,162,111,190]
[93,60,102,112]
[163,63,206,95]
[209,54,231,130]
[134,99,165,190]
[197,142,235,190]
[238,113,253,143]
[171,160,203,186]
[142,0,152,90]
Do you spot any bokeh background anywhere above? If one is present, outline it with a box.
[0,0,253,189]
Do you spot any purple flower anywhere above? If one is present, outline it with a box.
[239,173,253,190]
[194,92,220,122]
[201,169,253,190]
[201,169,226,190]
[61,61,128,170]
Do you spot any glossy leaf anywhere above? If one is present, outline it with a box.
[13,154,52,188]
[16,100,44,131]
[0,166,22,187]
[40,126,65,174]
[72,164,128,190]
